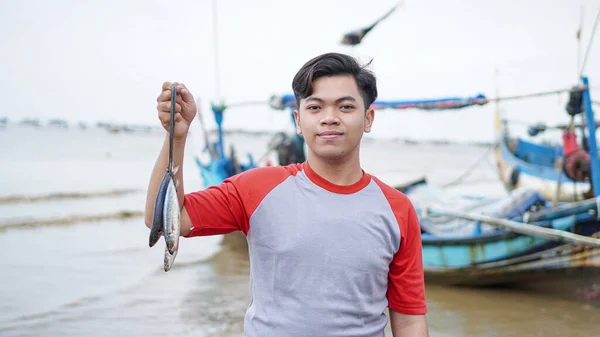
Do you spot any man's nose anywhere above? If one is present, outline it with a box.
[320,107,340,125]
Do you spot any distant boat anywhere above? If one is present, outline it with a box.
[20,118,41,127]
[47,119,68,128]
[494,95,593,202]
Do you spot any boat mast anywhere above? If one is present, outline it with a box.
[579,9,600,197]
[212,0,222,102]
[211,0,225,160]
[581,77,600,197]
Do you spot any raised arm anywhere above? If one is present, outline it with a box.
[144,82,196,236]
[144,81,290,238]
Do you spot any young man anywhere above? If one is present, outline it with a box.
[145,52,429,337]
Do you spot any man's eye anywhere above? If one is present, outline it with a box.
[341,105,355,110]
[307,106,320,110]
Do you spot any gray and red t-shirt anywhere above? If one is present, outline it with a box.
[183,161,427,337]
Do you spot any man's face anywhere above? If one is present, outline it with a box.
[293,75,374,163]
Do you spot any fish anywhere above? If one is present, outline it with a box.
[150,82,182,272]
[163,173,180,256]
[148,172,169,247]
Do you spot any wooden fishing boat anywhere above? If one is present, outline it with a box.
[193,100,305,189]
[403,77,600,304]
[494,107,593,202]
[396,177,600,304]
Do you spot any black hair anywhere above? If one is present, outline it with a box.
[291,52,377,110]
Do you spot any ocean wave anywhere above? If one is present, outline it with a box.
[0,189,140,204]
[0,210,144,232]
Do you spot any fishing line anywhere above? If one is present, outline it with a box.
[168,83,176,174]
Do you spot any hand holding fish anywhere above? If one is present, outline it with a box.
[148,82,189,272]
[156,81,197,139]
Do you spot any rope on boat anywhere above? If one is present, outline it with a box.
[442,145,496,187]
[488,85,592,103]
[580,8,600,76]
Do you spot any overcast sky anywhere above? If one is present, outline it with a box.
[2,0,600,142]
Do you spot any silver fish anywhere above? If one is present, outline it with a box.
[163,174,180,256]
[155,82,181,272]
[149,166,179,247]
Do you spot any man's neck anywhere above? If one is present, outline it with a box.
[307,154,363,186]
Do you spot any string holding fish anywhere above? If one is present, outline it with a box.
[149,82,181,272]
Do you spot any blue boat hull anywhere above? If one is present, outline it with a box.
[494,113,591,202]
[195,156,256,188]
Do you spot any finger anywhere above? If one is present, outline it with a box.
[176,84,195,104]
[176,94,184,107]
[158,109,169,125]
[160,112,184,129]
[157,102,170,113]
[174,113,184,123]
[157,89,172,103]
[162,81,172,91]
[157,101,182,114]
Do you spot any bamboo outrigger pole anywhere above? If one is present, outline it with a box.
[426,207,600,247]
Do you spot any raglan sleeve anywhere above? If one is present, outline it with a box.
[182,166,290,237]
[387,198,428,315]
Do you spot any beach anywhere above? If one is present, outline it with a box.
[1,124,599,337]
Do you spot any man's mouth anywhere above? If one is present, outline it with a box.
[318,131,344,139]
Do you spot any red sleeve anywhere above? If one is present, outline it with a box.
[373,178,428,315]
[182,165,299,237]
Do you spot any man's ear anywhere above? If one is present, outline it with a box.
[364,108,375,133]
[293,109,302,135]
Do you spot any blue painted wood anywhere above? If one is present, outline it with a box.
[581,76,600,197]
[513,138,561,167]
[421,215,576,268]
[500,135,576,183]
[195,103,257,189]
